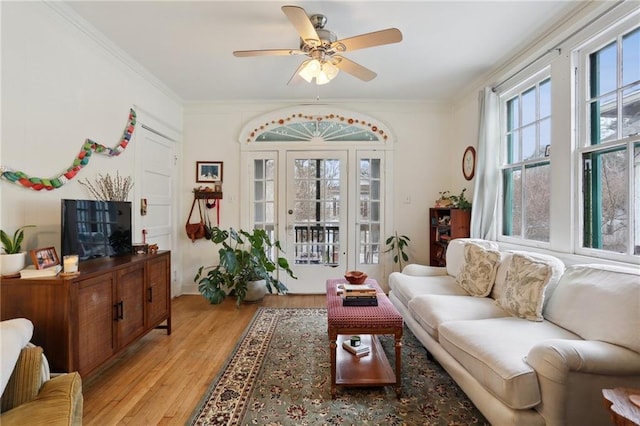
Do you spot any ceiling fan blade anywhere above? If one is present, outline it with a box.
[332,28,402,52]
[233,49,304,57]
[281,5,320,45]
[334,56,377,81]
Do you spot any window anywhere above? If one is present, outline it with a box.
[501,76,552,243]
[578,25,640,258]
[253,157,276,240]
[358,157,382,264]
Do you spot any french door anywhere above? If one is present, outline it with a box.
[285,151,348,292]
[247,149,386,294]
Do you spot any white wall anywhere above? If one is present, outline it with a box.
[180,101,461,293]
[0,3,182,269]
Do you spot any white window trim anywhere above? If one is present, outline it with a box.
[498,67,553,249]
[574,16,640,263]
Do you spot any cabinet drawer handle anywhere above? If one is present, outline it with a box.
[114,301,124,320]
[147,287,153,303]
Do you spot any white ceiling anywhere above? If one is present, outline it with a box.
[64,1,584,103]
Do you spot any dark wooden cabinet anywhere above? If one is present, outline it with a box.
[429,208,471,266]
[77,273,115,375]
[115,262,146,349]
[146,254,170,328]
[1,251,171,378]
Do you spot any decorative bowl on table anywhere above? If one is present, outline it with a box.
[344,271,368,284]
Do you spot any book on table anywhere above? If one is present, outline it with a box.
[338,283,377,295]
[342,284,377,297]
[342,284,376,293]
[19,265,62,278]
[342,297,378,307]
[342,340,370,356]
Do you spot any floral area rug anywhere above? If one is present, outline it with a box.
[189,308,488,425]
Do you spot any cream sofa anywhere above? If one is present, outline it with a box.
[0,318,83,425]
[388,238,640,426]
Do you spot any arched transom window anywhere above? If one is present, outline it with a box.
[243,112,390,143]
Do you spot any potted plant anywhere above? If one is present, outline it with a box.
[449,188,472,210]
[435,191,453,207]
[194,227,296,306]
[384,231,410,271]
[0,225,35,276]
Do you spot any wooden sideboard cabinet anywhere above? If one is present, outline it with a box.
[429,208,471,266]
[1,251,171,378]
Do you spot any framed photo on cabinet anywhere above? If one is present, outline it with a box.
[30,247,60,270]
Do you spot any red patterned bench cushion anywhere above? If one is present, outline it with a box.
[326,278,403,329]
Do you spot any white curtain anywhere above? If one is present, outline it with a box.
[471,87,500,239]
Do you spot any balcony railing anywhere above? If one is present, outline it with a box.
[294,225,339,265]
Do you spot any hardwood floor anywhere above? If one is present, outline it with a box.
[82,294,326,425]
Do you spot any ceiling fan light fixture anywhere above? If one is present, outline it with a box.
[299,58,339,85]
[299,59,320,83]
[318,60,339,85]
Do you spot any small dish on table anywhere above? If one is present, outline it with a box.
[344,270,368,284]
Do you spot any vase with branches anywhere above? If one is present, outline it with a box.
[79,171,133,201]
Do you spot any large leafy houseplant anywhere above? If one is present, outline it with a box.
[194,227,296,306]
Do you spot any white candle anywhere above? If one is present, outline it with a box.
[63,255,78,273]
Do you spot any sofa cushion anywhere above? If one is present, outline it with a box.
[495,253,555,321]
[438,317,581,409]
[408,295,510,341]
[492,250,565,307]
[456,242,501,296]
[388,273,468,307]
[0,319,34,396]
[0,372,83,426]
[445,238,499,277]
[544,264,640,353]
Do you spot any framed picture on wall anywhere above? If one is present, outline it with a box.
[196,161,223,183]
[30,247,60,270]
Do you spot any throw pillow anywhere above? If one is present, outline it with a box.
[455,242,501,297]
[495,253,553,321]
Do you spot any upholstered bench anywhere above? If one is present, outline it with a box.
[326,278,403,398]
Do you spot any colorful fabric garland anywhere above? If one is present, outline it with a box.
[0,109,136,191]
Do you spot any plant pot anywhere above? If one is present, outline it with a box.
[244,279,267,303]
[0,252,27,276]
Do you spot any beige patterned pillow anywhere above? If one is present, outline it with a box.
[495,253,553,321]
[455,242,501,297]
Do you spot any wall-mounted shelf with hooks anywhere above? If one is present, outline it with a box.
[191,189,222,227]
[193,190,223,199]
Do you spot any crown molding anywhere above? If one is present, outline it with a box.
[43,1,183,105]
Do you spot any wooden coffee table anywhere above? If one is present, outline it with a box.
[326,278,403,398]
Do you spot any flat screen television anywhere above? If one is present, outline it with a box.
[61,199,132,261]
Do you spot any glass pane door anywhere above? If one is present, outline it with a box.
[285,151,347,293]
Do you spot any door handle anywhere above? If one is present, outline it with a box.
[148,287,153,303]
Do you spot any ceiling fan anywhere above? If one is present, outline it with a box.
[233,5,402,85]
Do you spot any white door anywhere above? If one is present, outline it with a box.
[134,126,176,294]
[285,151,348,293]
